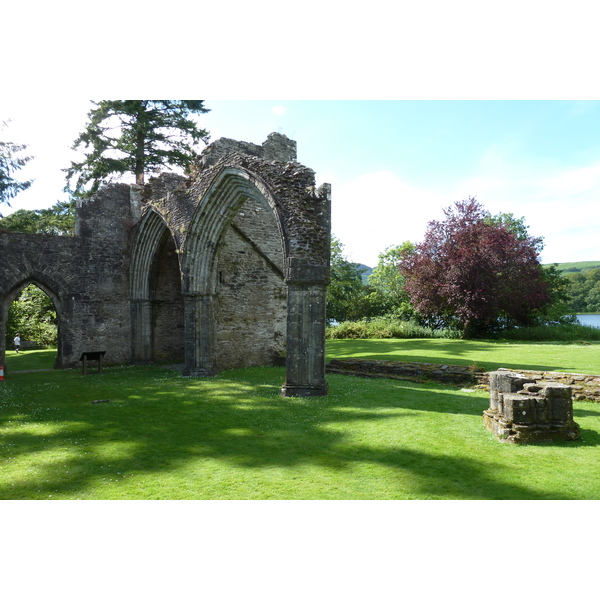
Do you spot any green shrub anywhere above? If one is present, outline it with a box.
[328,321,369,339]
[326,317,460,340]
[6,284,57,348]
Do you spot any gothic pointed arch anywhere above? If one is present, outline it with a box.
[130,207,179,301]
[182,165,287,296]
[180,164,286,376]
[130,207,184,363]
[1,273,63,368]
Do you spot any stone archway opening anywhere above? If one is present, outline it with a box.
[216,193,287,370]
[177,145,331,396]
[130,209,185,365]
[151,231,185,363]
[3,281,61,369]
[181,166,289,377]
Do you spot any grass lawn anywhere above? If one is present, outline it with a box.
[327,338,600,375]
[4,348,58,372]
[2,340,600,500]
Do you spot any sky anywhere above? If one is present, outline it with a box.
[2,99,600,267]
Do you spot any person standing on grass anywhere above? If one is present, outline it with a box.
[13,334,21,353]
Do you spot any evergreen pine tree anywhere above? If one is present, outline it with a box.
[65,100,210,197]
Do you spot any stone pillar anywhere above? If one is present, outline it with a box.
[131,299,153,363]
[183,292,217,377]
[281,258,329,397]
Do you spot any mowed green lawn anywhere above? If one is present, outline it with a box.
[1,341,600,500]
[327,338,600,375]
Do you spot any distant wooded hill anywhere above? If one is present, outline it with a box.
[544,261,600,274]
[356,264,373,284]
[544,261,600,313]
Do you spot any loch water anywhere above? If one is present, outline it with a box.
[577,314,600,328]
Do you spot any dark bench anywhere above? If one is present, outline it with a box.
[80,351,106,375]
[20,341,39,350]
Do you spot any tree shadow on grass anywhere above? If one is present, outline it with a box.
[0,367,594,500]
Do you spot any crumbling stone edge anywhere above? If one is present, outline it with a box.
[475,368,600,403]
[483,370,581,444]
[325,359,484,386]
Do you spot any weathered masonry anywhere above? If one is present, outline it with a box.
[0,133,331,396]
[483,370,580,443]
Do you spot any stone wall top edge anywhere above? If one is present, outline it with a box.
[497,367,600,377]
[0,229,78,242]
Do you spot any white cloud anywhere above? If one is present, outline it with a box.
[331,171,453,266]
[541,163,600,195]
[271,105,287,116]
[441,143,600,263]
[332,153,600,267]
[0,98,92,212]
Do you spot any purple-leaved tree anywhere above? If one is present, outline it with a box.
[399,197,551,338]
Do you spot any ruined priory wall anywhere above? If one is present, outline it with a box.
[216,195,287,369]
[0,184,135,368]
[0,231,76,368]
[60,184,136,367]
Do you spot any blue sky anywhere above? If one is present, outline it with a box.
[2,99,599,267]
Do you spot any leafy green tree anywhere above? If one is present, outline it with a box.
[343,288,394,321]
[65,100,210,197]
[0,198,75,235]
[564,268,600,313]
[327,236,367,323]
[485,212,543,249]
[534,264,577,324]
[0,120,33,214]
[367,242,415,318]
[6,284,57,348]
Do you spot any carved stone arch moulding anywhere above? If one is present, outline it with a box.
[182,164,287,296]
[179,147,331,396]
[130,207,179,301]
[130,207,182,364]
[4,272,63,311]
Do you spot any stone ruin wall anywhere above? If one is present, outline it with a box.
[1,133,326,385]
[326,359,600,403]
[475,368,600,402]
[0,183,136,369]
[483,369,581,443]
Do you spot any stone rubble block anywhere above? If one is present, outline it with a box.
[483,370,580,444]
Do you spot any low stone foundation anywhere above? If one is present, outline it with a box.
[325,358,484,385]
[483,370,580,444]
[325,359,600,404]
